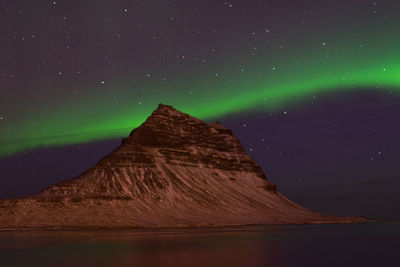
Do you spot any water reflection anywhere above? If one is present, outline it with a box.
[0,224,398,267]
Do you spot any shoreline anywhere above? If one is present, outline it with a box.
[0,220,378,232]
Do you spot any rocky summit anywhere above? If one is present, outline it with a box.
[0,104,368,229]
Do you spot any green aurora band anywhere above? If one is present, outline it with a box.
[2,44,400,156]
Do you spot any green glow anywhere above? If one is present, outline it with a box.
[2,42,400,156]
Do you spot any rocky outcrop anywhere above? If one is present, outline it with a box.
[0,104,369,229]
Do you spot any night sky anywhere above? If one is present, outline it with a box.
[1,0,399,220]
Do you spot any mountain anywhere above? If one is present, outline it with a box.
[0,104,368,229]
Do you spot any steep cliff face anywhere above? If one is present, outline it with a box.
[0,104,368,229]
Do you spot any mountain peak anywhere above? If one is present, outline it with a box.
[152,103,187,117]
[157,103,175,110]
[125,104,242,154]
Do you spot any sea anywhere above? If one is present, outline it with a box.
[0,223,398,267]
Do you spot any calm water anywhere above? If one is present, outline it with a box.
[0,223,399,267]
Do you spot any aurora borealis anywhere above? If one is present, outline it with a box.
[1,0,400,220]
[1,0,400,155]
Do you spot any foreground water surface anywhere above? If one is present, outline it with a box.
[0,223,398,267]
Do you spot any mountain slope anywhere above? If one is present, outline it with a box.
[0,104,368,229]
